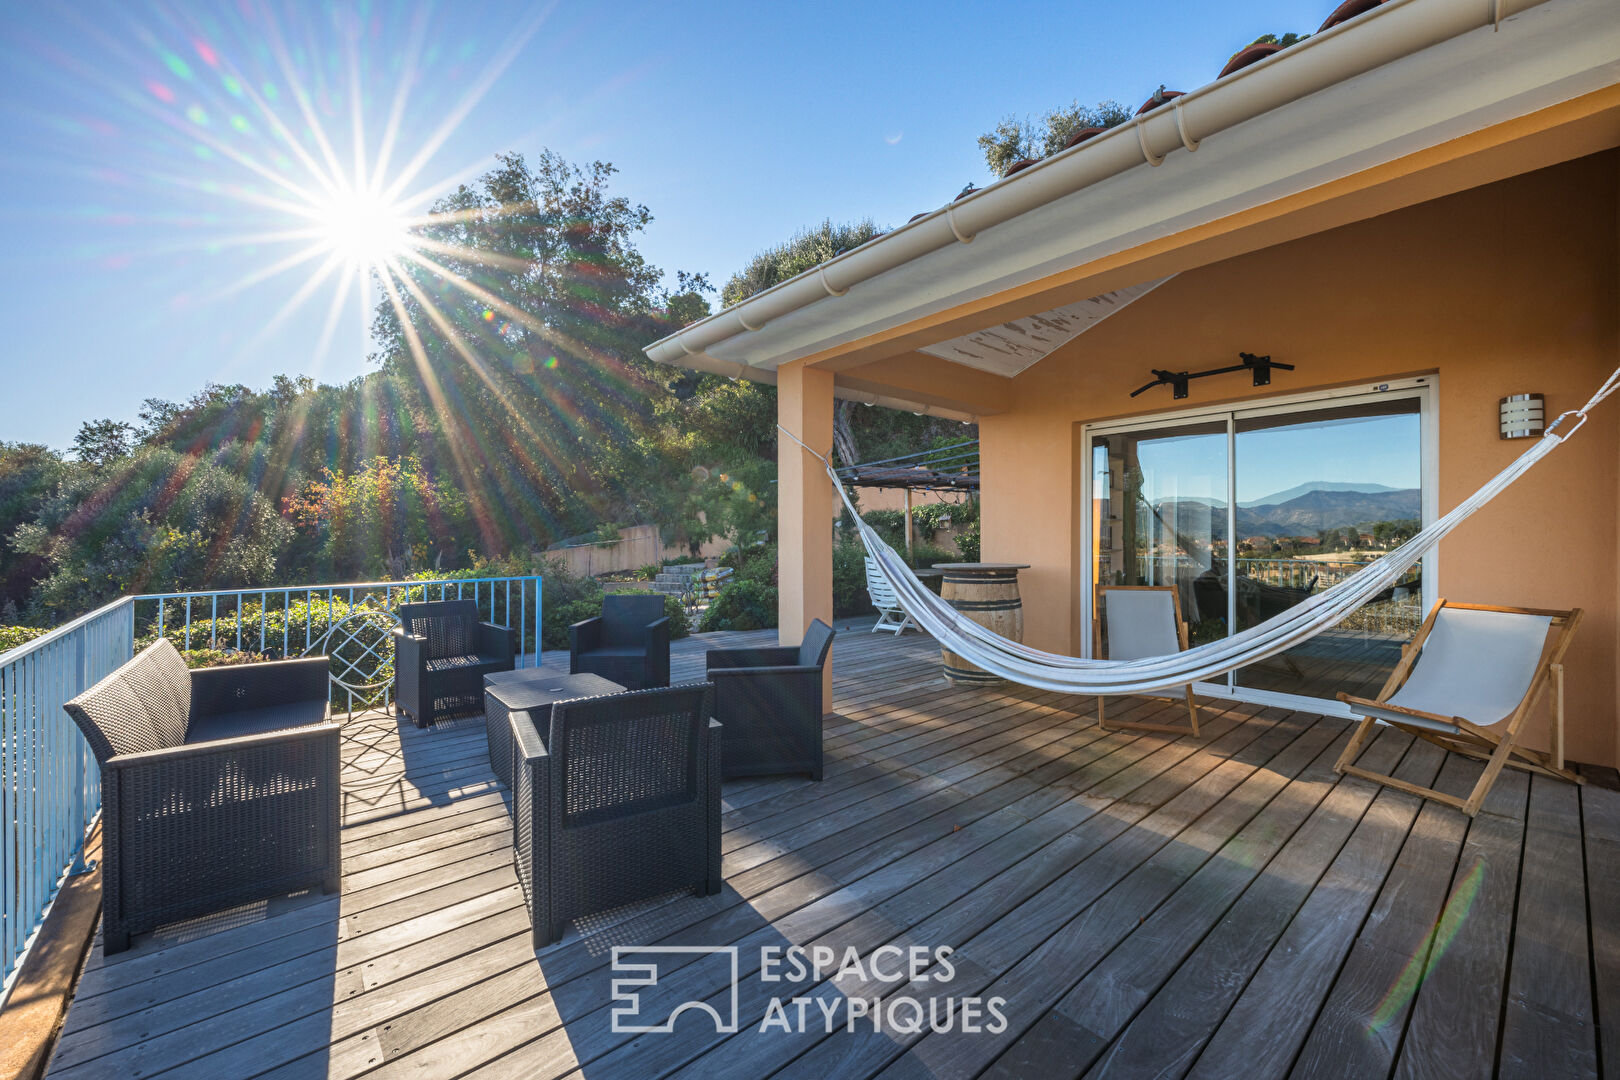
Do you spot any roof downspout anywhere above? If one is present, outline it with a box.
[645,0,1555,370]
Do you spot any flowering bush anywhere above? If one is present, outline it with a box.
[285,456,472,580]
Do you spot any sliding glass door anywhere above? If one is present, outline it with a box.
[1086,383,1431,712]
[1090,418,1229,648]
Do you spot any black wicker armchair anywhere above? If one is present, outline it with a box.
[63,640,340,954]
[393,600,516,728]
[510,682,720,948]
[705,619,834,781]
[569,594,670,690]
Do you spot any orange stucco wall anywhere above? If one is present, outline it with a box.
[978,152,1620,767]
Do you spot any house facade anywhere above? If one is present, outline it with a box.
[645,0,1620,766]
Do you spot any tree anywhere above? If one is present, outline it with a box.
[720,219,886,308]
[0,442,67,611]
[977,100,1131,177]
[720,219,891,468]
[369,149,689,553]
[73,418,134,466]
[1250,32,1308,48]
[15,444,292,619]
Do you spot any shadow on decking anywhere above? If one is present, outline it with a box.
[45,889,341,1080]
[340,707,498,822]
[43,624,1612,1080]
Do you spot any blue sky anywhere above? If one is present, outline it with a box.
[1119,411,1423,508]
[2,0,1331,450]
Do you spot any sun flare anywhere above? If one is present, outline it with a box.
[313,190,412,273]
[64,2,552,362]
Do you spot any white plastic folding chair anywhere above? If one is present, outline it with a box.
[1336,599,1583,817]
[1094,585,1201,735]
[866,556,918,635]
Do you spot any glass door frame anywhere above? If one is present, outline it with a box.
[1078,375,1439,718]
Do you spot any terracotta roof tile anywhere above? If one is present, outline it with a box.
[1220,41,1284,77]
[1320,0,1384,32]
[1062,125,1109,149]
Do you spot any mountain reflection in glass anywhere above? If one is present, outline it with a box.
[1232,401,1422,698]
[1090,395,1423,705]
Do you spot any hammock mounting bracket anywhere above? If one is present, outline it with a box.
[1131,353,1295,400]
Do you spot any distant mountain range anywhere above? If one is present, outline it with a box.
[1238,480,1400,508]
[1152,483,1420,539]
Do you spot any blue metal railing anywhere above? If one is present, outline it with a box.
[1,574,542,1000]
[1,597,134,1000]
[133,575,544,713]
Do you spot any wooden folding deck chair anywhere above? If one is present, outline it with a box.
[1335,599,1584,817]
[1094,585,1201,736]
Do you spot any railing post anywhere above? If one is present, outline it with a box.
[68,628,90,875]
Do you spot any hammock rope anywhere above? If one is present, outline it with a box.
[779,364,1620,696]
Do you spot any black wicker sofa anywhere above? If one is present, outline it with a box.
[63,640,341,953]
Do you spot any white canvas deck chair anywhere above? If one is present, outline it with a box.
[1335,599,1584,817]
[1095,586,1201,736]
[867,556,919,634]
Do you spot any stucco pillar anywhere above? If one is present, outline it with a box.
[777,359,835,704]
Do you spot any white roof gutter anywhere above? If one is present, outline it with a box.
[646,0,1568,373]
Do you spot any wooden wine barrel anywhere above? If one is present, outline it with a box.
[934,563,1030,685]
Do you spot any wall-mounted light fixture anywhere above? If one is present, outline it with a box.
[1499,393,1545,439]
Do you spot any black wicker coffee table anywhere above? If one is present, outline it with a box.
[483,670,623,793]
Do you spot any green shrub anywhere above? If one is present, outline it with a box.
[179,648,271,669]
[907,542,956,570]
[955,522,981,562]
[859,510,907,548]
[662,593,691,637]
[859,502,976,548]
[700,580,779,631]
[833,542,874,618]
[127,553,651,659]
[0,625,49,654]
[139,596,366,659]
[909,503,956,539]
[720,542,777,587]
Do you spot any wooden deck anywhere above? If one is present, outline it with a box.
[45,624,1619,1080]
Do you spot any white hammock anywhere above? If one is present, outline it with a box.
[783,366,1620,696]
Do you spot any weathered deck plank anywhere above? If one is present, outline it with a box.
[1585,784,1620,1080]
[1497,775,1596,1079]
[1183,738,1447,1080]
[42,625,1609,1080]
[1391,766,1531,1080]
[1284,752,1482,1079]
